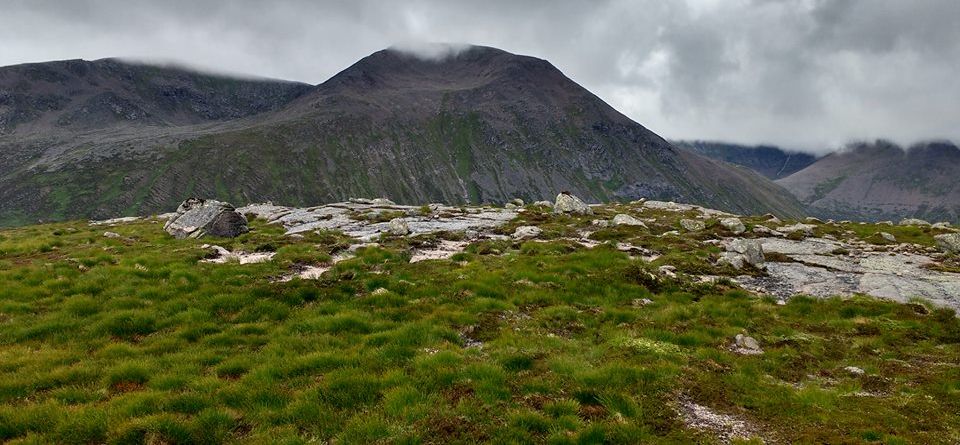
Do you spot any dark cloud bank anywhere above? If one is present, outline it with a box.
[2,0,959,154]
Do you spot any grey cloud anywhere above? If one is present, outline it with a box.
[1,0,958,154]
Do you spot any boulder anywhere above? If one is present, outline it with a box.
[533,200,554,208]
[720,217,746,234]
[509,198,525,207]
[899,218,931,226]
[387,218,410,236]
[554,192,593,215]
[932,222,953,230]
[879,232,896,243]
[723,238,765,270]
[934,233,960,254]
[512,225,542,240]
[680,219,705,232]
[164,198,249,239]
[612,214,646,227]
[103,231,121,239]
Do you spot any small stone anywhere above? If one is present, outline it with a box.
[533,200,554,208]
[371,287,390,296]
[512,225,542,240]
[844,366,865,376]
[504,203,518,209]
[734,334,763,354]
[632,298,654,307]
[658,265,677,278]
[680,219,706,232]
[612,214,647,227]
[591,219,610,228]
[387,218,410,236]
[879,232,896,243]
[720,218,746,235]
[103,231,121,238]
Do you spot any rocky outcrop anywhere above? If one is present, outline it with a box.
[738,237,960,309]
[163,198,248,239]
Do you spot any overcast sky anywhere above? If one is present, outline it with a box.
[2,0,958,153]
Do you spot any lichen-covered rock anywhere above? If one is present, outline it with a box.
[720,217,746,235]
[723,238,765,269]
[680,219,705,232]
[935,233,960,254]
[387,218,410,235]
[612,214,646,227]
[164,198,248,239]
[777,223,817,237]
[899,218,931,226]
[512,225,542,240]
[554,192,592,215]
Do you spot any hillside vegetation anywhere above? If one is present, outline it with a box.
[1,202,958,444]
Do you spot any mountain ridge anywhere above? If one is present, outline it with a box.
[0,45,805,226]
[776,139,960,223]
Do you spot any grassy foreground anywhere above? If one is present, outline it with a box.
[0,208,958,444]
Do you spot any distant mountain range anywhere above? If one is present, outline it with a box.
[0,45,805,226]
[677,139,960,223]
[776,140,960,223]
[673,141,818,180]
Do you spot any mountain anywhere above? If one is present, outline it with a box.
[776,140,960,222]
[674,140,819,180]
[0,45,805,226]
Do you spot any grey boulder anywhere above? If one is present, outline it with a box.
[164,198,249,239]
[612,214,646,227]
[554,192,593,215]
[720,217,746,235]
[934,233,960,254]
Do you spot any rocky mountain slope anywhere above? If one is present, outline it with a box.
[0,46,805,226]
[776,140,960,223]
[674,140,818,180]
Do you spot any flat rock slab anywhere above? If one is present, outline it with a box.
[238,202,516,242]
[740,237,960,310]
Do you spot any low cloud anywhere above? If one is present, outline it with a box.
[388,41,472,61]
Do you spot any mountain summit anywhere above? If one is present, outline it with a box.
[0,45,803,225]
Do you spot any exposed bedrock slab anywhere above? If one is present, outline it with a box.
[739,237,960,310]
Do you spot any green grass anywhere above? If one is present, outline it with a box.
[0,212,958,443]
